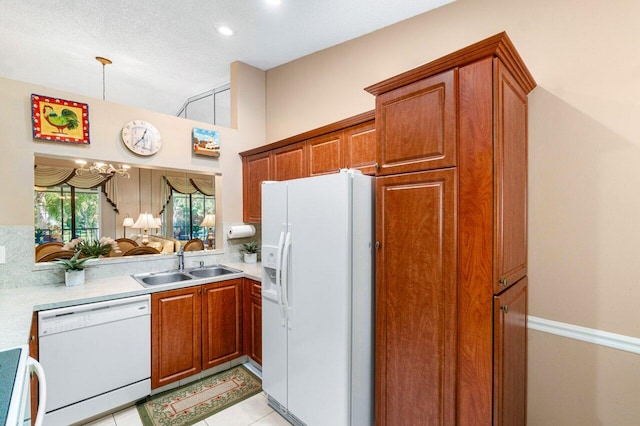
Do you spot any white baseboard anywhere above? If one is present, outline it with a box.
[528,316,640,355]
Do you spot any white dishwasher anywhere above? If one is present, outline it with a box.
[38,294,150,426]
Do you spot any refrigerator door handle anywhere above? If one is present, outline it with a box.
[282,229,292,324]
[276,231,286,326]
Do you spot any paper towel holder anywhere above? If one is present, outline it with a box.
[227,224,256,239]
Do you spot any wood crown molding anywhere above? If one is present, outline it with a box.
[364,31,537,96]
[239,110,374,158]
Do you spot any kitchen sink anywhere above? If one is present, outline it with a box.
[134,271,193,287]
[186,265,241,278]
[132,265,243,288]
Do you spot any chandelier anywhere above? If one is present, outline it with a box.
[75,160,131,178]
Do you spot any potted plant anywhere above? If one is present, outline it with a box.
[240,241,259,264]
[77,237,120,257]
[54,251,96,286]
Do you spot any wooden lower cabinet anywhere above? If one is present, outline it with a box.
[375,169,457,425]
[151,279,244,389]
[151,286,202,389]
[202,279,243,369]
[494,278,528,426]
[243,278,262,365]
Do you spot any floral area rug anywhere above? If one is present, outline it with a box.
[136,365,262,426]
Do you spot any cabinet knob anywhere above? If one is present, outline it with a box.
[374,163,380,171]
[501,305,509,313]
[375,241,380,249]
[499,278,508,287]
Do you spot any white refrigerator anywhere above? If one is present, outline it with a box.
[261,169,374,426]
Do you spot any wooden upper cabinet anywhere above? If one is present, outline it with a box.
[494,59,528,293]
[494,277,528,426]
[375,169,457,425]
[344,120,376,175]
[243,151,272,223]
[240,112,374,223]
[375,69,456,176]
[273,142,308,181]
[202,279,243,370]
[151,286,202,389]
[307,131,344,176]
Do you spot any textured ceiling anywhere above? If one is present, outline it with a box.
[0,0,453,116]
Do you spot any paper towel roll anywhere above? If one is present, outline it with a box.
[227,224,256,239]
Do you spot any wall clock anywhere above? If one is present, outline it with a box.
[121,120,162,156]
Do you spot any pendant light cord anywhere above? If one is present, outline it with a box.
[95,56,112,101]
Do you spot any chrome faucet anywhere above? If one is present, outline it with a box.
[177,246,185,271]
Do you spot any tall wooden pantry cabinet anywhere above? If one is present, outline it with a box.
[365,32,536,425]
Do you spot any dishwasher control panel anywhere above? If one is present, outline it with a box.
[38,295,150,337]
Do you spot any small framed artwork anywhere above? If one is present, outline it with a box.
[31,94,90,144]
[192,128,220,157]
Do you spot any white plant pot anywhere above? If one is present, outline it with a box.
[244,253,257,264]
[65,269,85,287]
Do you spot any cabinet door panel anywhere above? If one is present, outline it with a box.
[375,169,456,425]
[308,131,343,176]
[494,59,528,292]
[243,151,272,223]
[243,278,262,365]
[202,279,243,369]
[344,121,376,175]
[273,142,307,181]
[249,297,262,364]
[494,277,527,426]
[376,70,456,175]
[151,287,201,389]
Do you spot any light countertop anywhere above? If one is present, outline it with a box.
[0,261,262,350]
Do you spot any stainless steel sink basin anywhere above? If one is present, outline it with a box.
[134,271,193,287]
[132,265,242,288]
[187,265,241,278]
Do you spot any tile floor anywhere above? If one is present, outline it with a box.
[84,392,291,426]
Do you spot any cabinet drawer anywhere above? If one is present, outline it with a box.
[250,279,261,299]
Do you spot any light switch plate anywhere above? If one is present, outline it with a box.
[0,246,5,264]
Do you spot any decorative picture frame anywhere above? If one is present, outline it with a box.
[192,128,220,157]
[31,94,90,144]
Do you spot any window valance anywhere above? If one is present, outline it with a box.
[34,165,113,189]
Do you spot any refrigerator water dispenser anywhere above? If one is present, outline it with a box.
[262,245,279,300]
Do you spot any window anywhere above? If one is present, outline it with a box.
[34,185,101,244]
[175,84,230,127]
[171,190,215,241]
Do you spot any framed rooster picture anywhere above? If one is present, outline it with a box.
[31,94,90,144]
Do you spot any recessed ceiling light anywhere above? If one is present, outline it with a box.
[216,26,234,36]
[265,0,282,5]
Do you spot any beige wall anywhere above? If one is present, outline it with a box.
[265,0,640,423]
